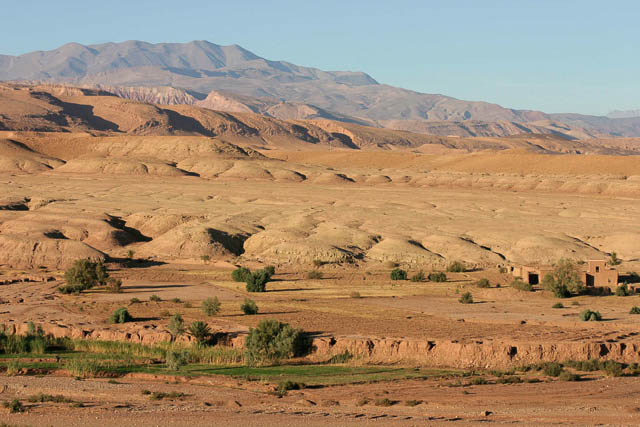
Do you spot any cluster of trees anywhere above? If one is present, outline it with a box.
[232,266,275,292]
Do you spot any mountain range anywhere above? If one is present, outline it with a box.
[1,40,639,138]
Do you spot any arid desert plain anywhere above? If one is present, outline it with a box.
[1,83,640,426]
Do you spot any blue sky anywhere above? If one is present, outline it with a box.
[1,0,638,115]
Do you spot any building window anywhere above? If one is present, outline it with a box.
[596,266,600,273]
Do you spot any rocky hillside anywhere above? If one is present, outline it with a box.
[3,40,639,138]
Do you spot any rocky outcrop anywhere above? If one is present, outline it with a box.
[7,321,640,368]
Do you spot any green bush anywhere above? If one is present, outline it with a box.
[615,284,630,297]
[168,314,185,341]
[60,258,109,294]
[232,267,252,282]
[202,297,221,316]
[241,298,259,315]
[542,273,570,298]
[476,278,490,288]
[166,350,188,370]
[188,321,211,345]
[603,360,623,377]
[541,362,563,377]
[410,271,426,282]
[374,398,397,407]
[428,272,447,282]
[552,302,564,309]
[630,306,640,315]
[390,268,407,280]
[579,309,602,322]
[458,292,473,304]
[558,371,581,381]
[553,259,585,295]
[564,359,603,372]
[246,270,271,292]
[446,261,466,273]
[511,279,533,292]
[245,319,308,364]
[3,399,25,413]
[150,294,161,302]
[264,265,276,276]
[306,270,323,279]
[277,380,305,395]
[105,278,122,293]
[609,252,621,266]
[109,307,132,324]
[129,297,141,304]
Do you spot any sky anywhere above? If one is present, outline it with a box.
[1,0,638,115]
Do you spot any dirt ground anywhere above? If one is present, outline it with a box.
[2,372,640,426]
[2,148,640,425]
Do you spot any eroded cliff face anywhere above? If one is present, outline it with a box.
[7,322,639,369]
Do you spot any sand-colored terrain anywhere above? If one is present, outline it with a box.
[2,84,640,425]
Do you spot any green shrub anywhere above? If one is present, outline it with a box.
[105,278,122,293]
[109,307,132,324]
[170,297,182,303]
[3,399,25,413]
[542,273,571,298]
[496,376,523,384]
[150,294,161,302]
[374,398,397,407]
[410,271,426,282]
[277,380,305,395]
[28,393,74,403]
[166,350,188,370]
[458,292,473,304]
[476,278,490,288]
[390,268,407,280]
[559,371,581,381]
[428,272,447,282]
[564,359,602,372]
[201,254,210,264]
[168,314,185,341]
[470,377,488,385]
[241,298,259,315]
[630,306,640,315]
[313,259,325,267]
[615,284,630,297]
[552,302,564,309]
[306,270,323,279]
[553,259,585,295]
[603,360,623,377]
[201,297,221,316]
[246,270,271,292]
[579,309,602,322]
[232,267,252,282]
[129,297,141,304]
[60,258,109,294]
[264,265,276,276]
[188,321,211,346]
[245,319,308,364]
[405,399,423,407]
[511,279,533,292]
[609,252,621,266]
[446,261,466,273]
[541,362,563,377]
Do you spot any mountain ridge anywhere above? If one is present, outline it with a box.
[1,40,639,137]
